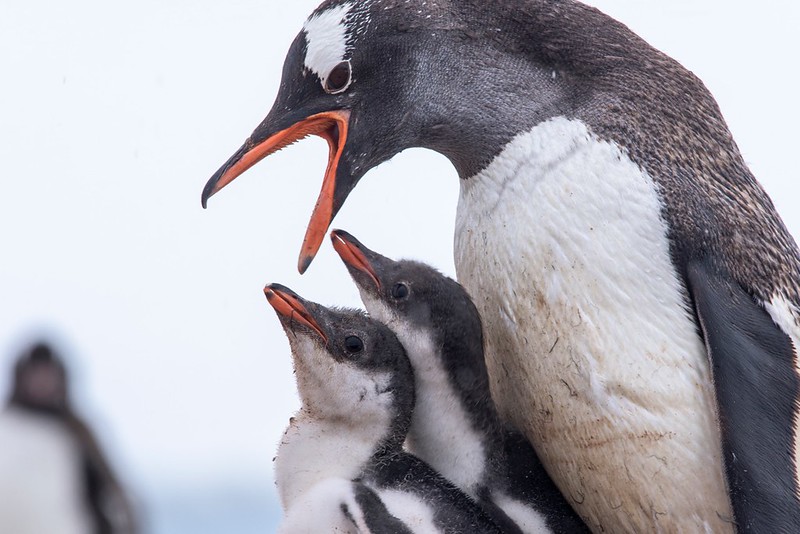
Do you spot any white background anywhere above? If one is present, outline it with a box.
[1,1,797,532]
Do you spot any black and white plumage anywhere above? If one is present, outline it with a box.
[332,229,590,534]
[264,284,503,533]
[0,343,138,534]
[206,1,800,531]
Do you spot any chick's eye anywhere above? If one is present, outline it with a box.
[391,283,409,299]
[344,335,364,353]
[324,61,352,94]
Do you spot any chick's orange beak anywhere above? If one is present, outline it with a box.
[264,284,328,343]
[330,230,382,290]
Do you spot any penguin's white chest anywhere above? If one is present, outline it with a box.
[454,118,733,532]
[0,408,92,534]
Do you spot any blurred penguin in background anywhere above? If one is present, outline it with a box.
[0,341,139,534]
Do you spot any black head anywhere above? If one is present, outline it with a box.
[264,283,414,444]
[331,229,482,342]
[201,0,616,271]
[330,230,495,412]
[9,342,70,414]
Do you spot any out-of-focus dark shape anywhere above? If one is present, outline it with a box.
[0,341,139,534]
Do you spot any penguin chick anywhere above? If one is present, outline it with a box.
[332,230,589,534]
[265,283,503,533]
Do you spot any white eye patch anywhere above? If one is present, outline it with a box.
[303,3,355,86]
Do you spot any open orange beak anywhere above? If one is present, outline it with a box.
[330,230,382,290]
[203,109,351,274]
[264,284,328,343]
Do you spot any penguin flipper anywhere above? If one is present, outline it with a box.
[686,259,800,532]
[349,482,414,534]
[278,479,412,534]
[67,414,139,534]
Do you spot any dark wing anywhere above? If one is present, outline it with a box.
[346,482,414,534]
[370,453,504,534]
[502,430,591,533]
[687,259,800,532]
[68,415,139,534]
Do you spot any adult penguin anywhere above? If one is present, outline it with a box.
[202,1,800,531]
[0,342,138,534]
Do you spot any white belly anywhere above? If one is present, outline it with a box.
[454,117,733,533]
[0,408,92,534]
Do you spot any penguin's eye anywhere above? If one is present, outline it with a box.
[324,61,352,94]
[344,335,364,353]
[391,283,409,300]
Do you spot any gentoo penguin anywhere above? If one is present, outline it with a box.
[203,1,800,531]
[264,283,503,533]
[0,342,138,534]
[332,229,590,534]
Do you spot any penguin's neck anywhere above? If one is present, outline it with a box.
[407,332,491,492]
[362,298,497,497]
[8,398,68,418]
[274,409,392,511]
